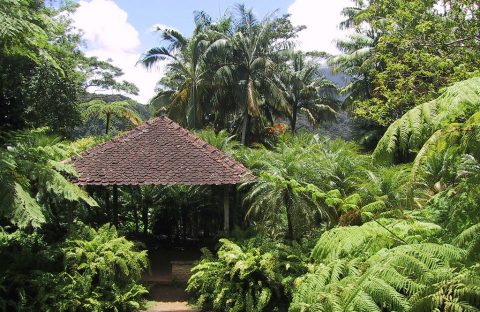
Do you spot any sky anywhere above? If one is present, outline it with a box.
[72,0,352,103]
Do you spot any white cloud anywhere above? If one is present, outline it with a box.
[288,0,353,55]
[72,0,162,103]
[151,24,180,33]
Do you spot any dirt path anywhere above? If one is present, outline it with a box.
[145,284,198,312]
[142,246,202,312]
[146,301,197,312]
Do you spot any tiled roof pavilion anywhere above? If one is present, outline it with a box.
[72,116,254,186]
[72,116,253,231]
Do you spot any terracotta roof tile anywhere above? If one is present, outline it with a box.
[71,116,254,186]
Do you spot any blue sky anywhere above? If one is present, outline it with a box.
[113,0,293,53]
[72,0,352,103]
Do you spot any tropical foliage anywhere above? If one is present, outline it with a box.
[2,1,480,312]
[81,100,142,134]
[334,0,480,128]
[187,238,310,312]
[0,129,98,228]
[373,77,480,164]
[0,223,148,311]
[142,6,337,144]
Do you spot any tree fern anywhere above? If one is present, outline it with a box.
[293,242,468,312]
[373,77,480,164]
[454,223,480,262]
[0,129,98,228]
[311,219,441,263]
[80,100,142,134]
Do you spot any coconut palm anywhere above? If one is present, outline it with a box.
[80,100,142,134]
[212,5,291,144]
[139,16,223,129]
[281,51,339,133]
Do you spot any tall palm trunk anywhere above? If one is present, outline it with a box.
[241,78,258,145]
[291,100,298,134]
[105,113,111,134]
[241,107,250,145]
[191,81,197,129]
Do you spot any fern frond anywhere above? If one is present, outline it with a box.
[11,182,45,228]
[374,77,480,164]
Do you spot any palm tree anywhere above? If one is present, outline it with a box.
[139,17,222,129]
[241,135,342,239]
[81,100,142,134]
[212,5,291,145]
[329,0,381,109]
[281,51,338,133]
[329,33,376,106]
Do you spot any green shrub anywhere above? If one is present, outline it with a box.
[0,224,148,312]
[187,238,310,312]
[47,223,148,311]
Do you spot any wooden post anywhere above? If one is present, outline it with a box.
[140,187,148,235]
[113,185,119,226]
[223,185,230,232]
[105,187,111,222]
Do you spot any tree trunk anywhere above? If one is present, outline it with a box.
[191,82,197,129]
[233,186,239,229]
[112,185,119,226]
[242,77,257,145]
[241,108,250,145]
[291,101,298,133]
[134,198,140,233]
[182,205,187,242]
[284,187,294,240]
[105,113,111,134]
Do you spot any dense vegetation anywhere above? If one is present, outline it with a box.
[1,0,480,311]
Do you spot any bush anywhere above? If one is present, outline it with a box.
[0,223,148,312]
[187,238,310,312]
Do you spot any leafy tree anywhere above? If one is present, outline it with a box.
[81,56,140,96]
[0,1,84,136]
[237,133,375,239]
[242,173,331,240]
[211,6,298,144]
[141,6,305,143]
[335,0,480,128]
[0,0,56,64]
[80,100,142,134]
